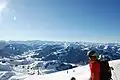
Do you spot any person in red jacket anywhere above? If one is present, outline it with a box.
[87,50,101,80]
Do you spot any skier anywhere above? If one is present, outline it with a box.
[73,70,75,72]
[87,50,100,80]
[98,55,112,80]
[67,71,68,74]
[37,70,39,75]
[71,77,76,80]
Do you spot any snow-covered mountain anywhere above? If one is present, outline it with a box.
[0,41,120,80]
[0,41,120,65]
[0,41,120,62]
[12,59,120,80]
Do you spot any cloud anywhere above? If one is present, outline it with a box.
[0,0,8,11]
[0,0,8,22]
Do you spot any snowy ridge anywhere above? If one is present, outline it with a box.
[24,59,120,80]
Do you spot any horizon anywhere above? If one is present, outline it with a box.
[0,39,120,44]
[0,0,120,43]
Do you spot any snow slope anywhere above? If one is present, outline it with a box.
[24,59,120,80]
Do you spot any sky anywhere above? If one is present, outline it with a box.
[0,0,120,43]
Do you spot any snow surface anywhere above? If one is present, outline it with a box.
[0,62,13,71]
[24,60,120,80]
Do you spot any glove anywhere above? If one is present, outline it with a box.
[110,67,114,70]
[110,78,113,80]
[89,77,92,80]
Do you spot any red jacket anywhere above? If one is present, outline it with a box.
[89,60,100,80]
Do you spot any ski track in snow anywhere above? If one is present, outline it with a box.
[110,60,120,80]
[0,59,120,80]
[24,60,120,80]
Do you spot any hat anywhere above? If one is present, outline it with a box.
[87,50,96,57]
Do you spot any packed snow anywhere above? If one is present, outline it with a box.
[9,59,119,80]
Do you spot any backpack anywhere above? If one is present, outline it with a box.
[99,60,112,80]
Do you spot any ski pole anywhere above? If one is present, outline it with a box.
[112,70,119,80]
